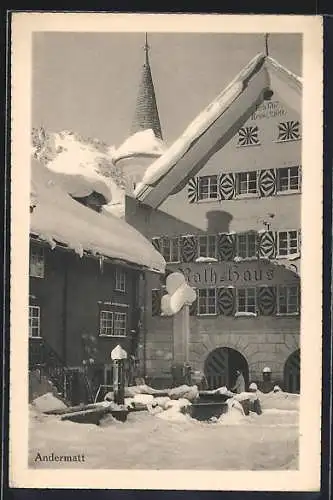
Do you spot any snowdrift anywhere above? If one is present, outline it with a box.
[30,159,165,272]
[259,391,300,411]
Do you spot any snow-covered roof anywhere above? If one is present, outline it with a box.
[112,129,166,163]
[30,159,165,273]
[134,53,302,209]
[102,201,126,219]
[32,129,124,204]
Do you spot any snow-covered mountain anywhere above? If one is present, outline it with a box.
[32,128,125,205]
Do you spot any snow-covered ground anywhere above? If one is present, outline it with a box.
[29,393,299,470]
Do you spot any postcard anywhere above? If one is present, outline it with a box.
[10,12,323,491]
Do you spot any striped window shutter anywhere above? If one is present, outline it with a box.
[189,288,198,316]
[188,177,199,203]
[217,287,235,316]
[257,231,277,259]
[151,237,162,253]
[180,235,198,263]
[219,173,236,200]
[217,233,236,261]
[258,169,277,197]
[151,289,162,316]
[257,286,277,316]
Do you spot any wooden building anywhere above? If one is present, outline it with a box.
[29,159,165,403]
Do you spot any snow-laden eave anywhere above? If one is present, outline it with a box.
[265,56,302,115]
[266,56,302,88]
[30,160,166,274]
[29,232,163,274]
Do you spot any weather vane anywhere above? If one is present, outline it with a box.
[264,33,269,56]
[144,32,150,54]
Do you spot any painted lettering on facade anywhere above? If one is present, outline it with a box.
[177,265,275,287]
[251,101,286,120]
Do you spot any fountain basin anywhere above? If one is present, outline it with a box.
[189,401,228,421]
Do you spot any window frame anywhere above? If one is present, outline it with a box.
[236,287,257,314]
[115,268,127,292]
[113,311,127,337]
[197,175,219,201]
[198,235,217,259]
[29,244,45,278]
[99,310,114,337]
[277,230,300,258]
[277,285,300,315]
[161,236,180,263]
[29,305,41,338]
[236,171,258,197]
[277,166,300,194]
[236,232,258,259]
[197,288,217,316]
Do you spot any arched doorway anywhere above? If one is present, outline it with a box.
[284,349,300,393]
[204,347,249,390]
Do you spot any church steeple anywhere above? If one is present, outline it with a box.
[131,33,163,140]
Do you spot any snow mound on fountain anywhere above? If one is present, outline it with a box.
[259,391,300,411]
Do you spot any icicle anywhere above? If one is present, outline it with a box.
[99,255,104,274]
[45,235,56,250]
[74,243,84,258]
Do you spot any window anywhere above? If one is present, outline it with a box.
[115,268,126,292]
[99,310,113,336]
[198,235,217,258]
[237,171,257,195]
[277,166,300,192]
[237,233,257,259]
[237,288,256,314]
[113,312,127,337]
[29,245,45,278]
[278,286,299,314]
[29,305,41,338]
[198,288,216,315]
[161,237,180,263]
[198,175,218,200]
[277,231,299,257]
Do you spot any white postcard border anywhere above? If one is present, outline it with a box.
[10,13,323,491]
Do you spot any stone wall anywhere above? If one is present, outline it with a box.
[145,315,299,386]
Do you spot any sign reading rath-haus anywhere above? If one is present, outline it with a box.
[168,260,299,288]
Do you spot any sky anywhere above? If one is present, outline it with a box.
[32,32,302,148]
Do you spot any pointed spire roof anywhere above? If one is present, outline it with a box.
[131,34,163,140]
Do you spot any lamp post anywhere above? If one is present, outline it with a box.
[111,345,127,405]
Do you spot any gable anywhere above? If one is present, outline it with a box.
[134,54,302,209]
[191,97,301,179]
